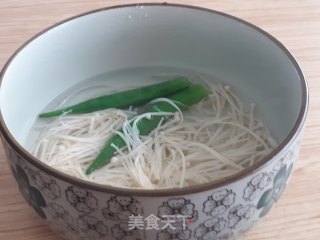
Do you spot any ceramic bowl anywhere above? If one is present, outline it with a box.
[0,3,308,240]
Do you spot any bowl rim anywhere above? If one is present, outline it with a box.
[0,3,308,196]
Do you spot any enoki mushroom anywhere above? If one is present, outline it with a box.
[32,84,277,189]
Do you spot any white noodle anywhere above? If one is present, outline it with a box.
[32,83,276,189]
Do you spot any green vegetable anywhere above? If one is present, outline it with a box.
[86,84,210,175]
[39,77,191,118]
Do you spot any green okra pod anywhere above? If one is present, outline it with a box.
[39,77,191,118]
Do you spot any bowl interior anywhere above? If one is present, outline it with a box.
[0,5,303,152]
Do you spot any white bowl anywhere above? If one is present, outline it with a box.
[0,3,308,240]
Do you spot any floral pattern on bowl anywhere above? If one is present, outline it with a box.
[32,171,61,200]
[157,223,192,240]
[243,172,273,201]
[102,195,143,221]
[10,164,47,219]
[228,204,255,229]
[65,186,98,213]
[158,197,198,223]
[78,215,108,238]
[257,162,294,217]
[111,222,145,240]
[203,189,236,216]
[194,217,226,240]
[2,133,301,240]
[47,203,79,234]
